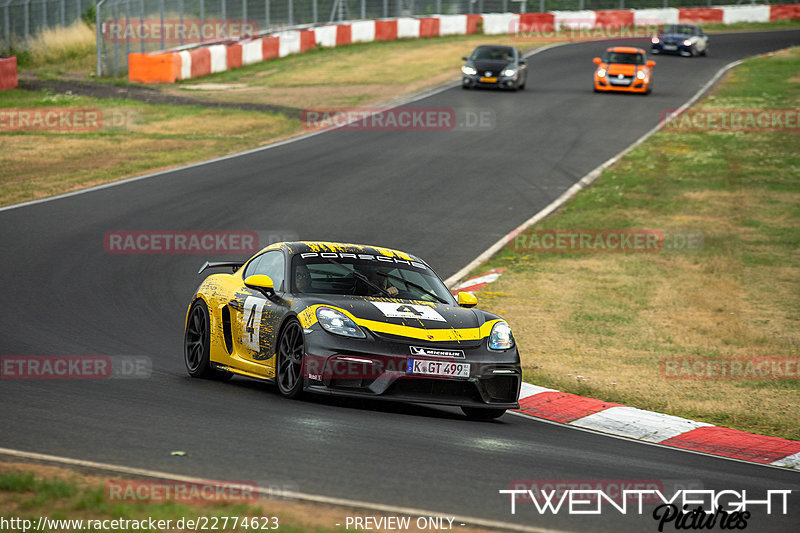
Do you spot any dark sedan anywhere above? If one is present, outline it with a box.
[462,44,528,90]
[651,24,708,57]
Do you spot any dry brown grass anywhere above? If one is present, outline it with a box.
[27,21,95,70]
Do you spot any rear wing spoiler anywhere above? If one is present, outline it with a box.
[197,261,244,274]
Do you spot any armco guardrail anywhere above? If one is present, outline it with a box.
[127,4,800,83]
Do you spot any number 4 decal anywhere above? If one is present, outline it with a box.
[241,296,266,351]
[396,305,423,316]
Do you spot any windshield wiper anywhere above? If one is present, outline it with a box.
[376,271,450,305]
[323,259,393,298]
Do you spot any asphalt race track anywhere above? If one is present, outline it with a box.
[2,30,800,532]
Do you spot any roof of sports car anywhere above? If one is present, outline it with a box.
[260,241,420,261]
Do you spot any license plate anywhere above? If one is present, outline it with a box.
[407,359,470,378]
[664,44,677,50]
[610,78,631,85]
[480,76,498,83]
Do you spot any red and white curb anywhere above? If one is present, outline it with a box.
[454,270,800,470]
[450,268,505,295]
[517,383,800,469]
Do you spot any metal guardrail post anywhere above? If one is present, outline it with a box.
[313,0,317,24]
[96,0,106,76]
[24,0,30,46]
[265,0,269,30]
[288,0,292,26]
[2,0,12,51]
[159,0,164,48]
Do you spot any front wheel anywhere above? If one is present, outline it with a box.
[461,407,507,420]
[276,319,305,398]
[184,300,231,380]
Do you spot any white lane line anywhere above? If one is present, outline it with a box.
[0,447,565,533]
[444,57,745,287]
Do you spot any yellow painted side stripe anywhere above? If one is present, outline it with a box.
[297,304,498,342]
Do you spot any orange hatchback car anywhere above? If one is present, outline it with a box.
[593,46,655,95]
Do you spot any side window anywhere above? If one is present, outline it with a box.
[244,251,286,292]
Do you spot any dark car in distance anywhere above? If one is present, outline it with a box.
[462,45,528,90]
[651,24,708,57]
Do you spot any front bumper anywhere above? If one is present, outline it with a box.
[301,329,521,408]
[463,74,519,89]
[651,42,692,55]
[594,75,649,93]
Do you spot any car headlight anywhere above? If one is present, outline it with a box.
[316,307,365,339]
[596,68,606,77]
[502,68,517,77]
[488,321,514,351]
[462,65,477,75]
[636,70,646,79]
[683,39,692,46]
[651,36,660,44]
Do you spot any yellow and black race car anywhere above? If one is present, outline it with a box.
[184,241,521,419]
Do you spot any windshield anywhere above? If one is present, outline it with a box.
[602,51,645,65]
[291,254,455,304]
[663,25,695,35]
[471,46,514,62]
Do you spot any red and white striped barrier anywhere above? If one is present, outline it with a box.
[128,5,800,83]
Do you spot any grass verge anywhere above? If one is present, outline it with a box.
[472,47,800,441]
[0,462,492,533]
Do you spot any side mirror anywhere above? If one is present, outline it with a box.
[647,60,655,67]
[593,57,602,65]
[244,275,275,297]
[462,56,468,61]
[457,292,478,308]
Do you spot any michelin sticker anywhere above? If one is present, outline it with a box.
[370,302,446,322]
